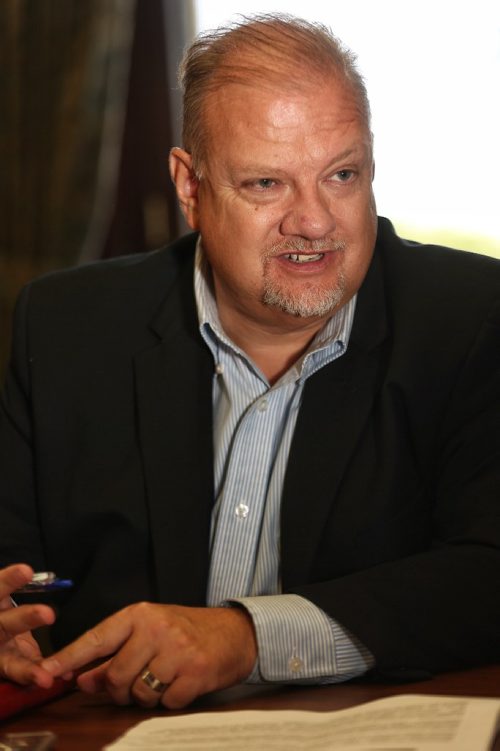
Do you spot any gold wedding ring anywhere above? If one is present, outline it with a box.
[140,668,168,693]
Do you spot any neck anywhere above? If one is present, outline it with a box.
[218,306,327,384]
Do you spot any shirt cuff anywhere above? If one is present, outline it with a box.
[229,593,374,683]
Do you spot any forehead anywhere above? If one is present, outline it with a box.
[201,75,370,171]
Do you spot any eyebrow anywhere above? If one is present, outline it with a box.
[231,146,368,179]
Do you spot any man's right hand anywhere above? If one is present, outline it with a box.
[0,563,56,687]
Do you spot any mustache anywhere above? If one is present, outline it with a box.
[264,237,346,258]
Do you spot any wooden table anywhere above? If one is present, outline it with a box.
[1,665,499,750]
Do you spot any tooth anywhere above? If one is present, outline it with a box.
[287,253,323,263]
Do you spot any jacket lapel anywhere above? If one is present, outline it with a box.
[134,251,214,606]
[281,248,389,587]
[133,232,390,599]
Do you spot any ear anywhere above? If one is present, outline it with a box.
[169,147,200,230]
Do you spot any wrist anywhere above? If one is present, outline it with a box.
[224,604,258,680]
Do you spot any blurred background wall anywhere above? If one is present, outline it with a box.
[0,0,193,376]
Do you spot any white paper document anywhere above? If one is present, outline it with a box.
[103,693,500,750]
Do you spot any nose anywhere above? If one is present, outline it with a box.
[279,185,336,240]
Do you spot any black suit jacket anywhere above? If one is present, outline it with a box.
[1,218,499,678]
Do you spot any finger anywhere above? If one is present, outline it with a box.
[107,630,161,704]
[1,649,55,689]
[0,604,55,644]
[131,662,172,708]
[76,660,112,694]
[0,564,34,602]
[77,659,153,708]
[162,674,204,710]
[13,632,45,662]
[41,606,136,677]
[97,629,158,705]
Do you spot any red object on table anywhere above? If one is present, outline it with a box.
[0,679,71,721]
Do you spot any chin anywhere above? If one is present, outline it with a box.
[262,276,347,319]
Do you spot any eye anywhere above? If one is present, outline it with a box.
[242,177,277,191]
[240,176,282,203]
[332,169,355,183]
[254,178,276,190]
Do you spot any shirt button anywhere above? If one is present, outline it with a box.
[215,363,224,375]
[235,502,249,519]
[289,655,304,673]
[257,398,268,412]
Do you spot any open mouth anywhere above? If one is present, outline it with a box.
[285,253,325,264]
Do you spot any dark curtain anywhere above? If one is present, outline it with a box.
[97,0,184,261]
[0,0,191,377]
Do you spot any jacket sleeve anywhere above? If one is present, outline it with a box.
[0,284,46,569]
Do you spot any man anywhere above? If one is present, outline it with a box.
[0,14,499,709]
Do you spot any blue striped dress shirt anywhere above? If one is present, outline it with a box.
[194,243,374,683]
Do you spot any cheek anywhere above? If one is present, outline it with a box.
[346,222,377,284]
[200,218,266,289]
[206,206,280,260]
[337,187,377,236]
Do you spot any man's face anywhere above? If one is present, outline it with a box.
[175,74,377,335]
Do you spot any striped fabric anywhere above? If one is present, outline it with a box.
[194,243,374,683]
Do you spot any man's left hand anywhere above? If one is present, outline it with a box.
[41,602,257,708]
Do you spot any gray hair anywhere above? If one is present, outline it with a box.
[178,13,372,173]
